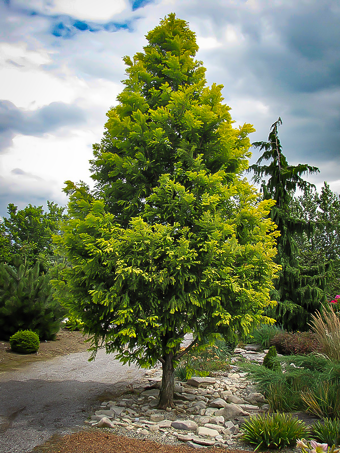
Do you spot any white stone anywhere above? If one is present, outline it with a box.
[148,424,159,432]
[197,426,219,437]
[177,434,194,441]
[97,416,115,428]
[192,436,216,446]
[204,423,224,433]
[219,403,249,420]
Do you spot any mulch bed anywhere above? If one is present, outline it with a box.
[30,430,255,453]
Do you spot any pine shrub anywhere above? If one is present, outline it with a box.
[10,330,40,354]
[263,345,281,371]
[0,261,66,340]
[241,412,310,450]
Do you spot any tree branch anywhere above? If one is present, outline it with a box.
[174,336,198,361]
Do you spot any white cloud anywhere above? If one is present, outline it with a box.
[26,0,129,22]
[196,36,222,50]
[0,42,51,67]
[0,61,86,109]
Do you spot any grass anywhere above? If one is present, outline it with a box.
[309,307,340,361]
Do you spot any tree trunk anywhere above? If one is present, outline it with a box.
[158,352,175,409]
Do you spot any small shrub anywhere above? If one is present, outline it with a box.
[270,331,320,355]
[241,412,310,450]
[301,381,340,419]
[263,345,281,371]
[174,365,188,382]
[64,315,84,331]
[10,330,40,354]
[312,418,340,446]
[251,324,285,349]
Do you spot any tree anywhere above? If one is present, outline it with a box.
[54,14,280,408]
[291,182,340,299]
[249,118,323,330]
[0,260,66,340]
[0,201,66,267]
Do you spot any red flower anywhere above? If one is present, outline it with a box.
[330,300,337,304]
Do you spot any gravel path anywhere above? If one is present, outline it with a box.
[0,349,146,453]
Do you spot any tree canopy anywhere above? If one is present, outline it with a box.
[54,14,280,408]
[0,201,66,267]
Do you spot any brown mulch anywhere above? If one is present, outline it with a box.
[30,430,254,453]
[0,328,89,373]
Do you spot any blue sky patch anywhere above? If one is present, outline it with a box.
[131,0,154,11]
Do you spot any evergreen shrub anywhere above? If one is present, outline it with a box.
[0,261,66,341]
[263,345,281,371]
[241,412,310,450]
[10,330,40,354]
[270,331,320,355]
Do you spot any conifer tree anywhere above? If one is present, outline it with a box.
[0,260,65,340]
[291,182,340,298]
[250,118,322,330]
[55,14,280,408]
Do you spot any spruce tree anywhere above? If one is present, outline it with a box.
[55,14,280,408]
[250,118,322,330]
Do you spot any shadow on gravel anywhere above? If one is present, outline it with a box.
[0,378,143,453]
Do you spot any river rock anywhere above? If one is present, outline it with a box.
[197,426,219,437]
[210,398,227,408]
[171,419,198,431]
[97,416,115,428]
[150,413,164,422]
[192,436,216,446]
[246,392,266,404]
[186,377,216,388]
[226,395,245,404]
[218,403,249,420]
[159,419,172,428]
[204,423,225,433]
[141,389,160,397]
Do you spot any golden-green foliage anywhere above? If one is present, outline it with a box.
[10,330,40,354]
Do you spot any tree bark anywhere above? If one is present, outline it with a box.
[158,352,175,409]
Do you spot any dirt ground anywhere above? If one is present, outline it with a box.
[0,328,89,373]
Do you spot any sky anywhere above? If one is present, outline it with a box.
[0,0,339,218]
